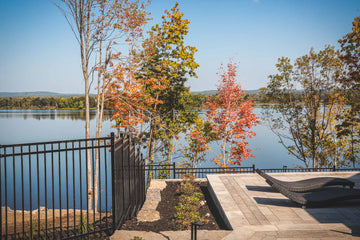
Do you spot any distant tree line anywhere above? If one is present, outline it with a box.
[248,88,358,105]
[0,96,97,109]
[0,94,208,110]
[3,91,357,110]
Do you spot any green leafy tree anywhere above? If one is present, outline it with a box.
[137,2,199,165]
[182,118,217,168]
[317,98,349,168]
[337,108,360,167]
[264,46,344,168]
[337,16,360,166]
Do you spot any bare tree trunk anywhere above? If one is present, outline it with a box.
[93,77,101,212]
[146,123,153,166]
[169,137,174,165]
[81,43,92,211]
[77,0,94,212]
[222,138,226,167]
[93,26,104,212]
[80,37,92,210]
[93,94,105,212]
[85,76,92,211]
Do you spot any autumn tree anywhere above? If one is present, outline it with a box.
[264,46,344,169]
[57,0,149,211]
[337,109,360,167]
[93,0,149,140]
[91,0,149,212]
[337,16,360,167]
[136,2,199,165]
[316,98,349,168]
[203,61,257,167]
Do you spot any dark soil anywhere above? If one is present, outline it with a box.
[121,181,228,232]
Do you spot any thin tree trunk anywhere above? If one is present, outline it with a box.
[169,137,174,165]
[85,77,92,211]
[82,61,92,210]
[222,138,226,167]
[80,1,92,211]
[146,122,152,166]
[93,28,104,212]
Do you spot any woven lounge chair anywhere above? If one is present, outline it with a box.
[256,169,355,192]
[269,181,360,208]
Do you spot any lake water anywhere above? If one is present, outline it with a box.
[3,109,355,211]
[0,109,299,169]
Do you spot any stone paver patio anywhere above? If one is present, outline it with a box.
[207,171,360,239]
[111,172,360,239]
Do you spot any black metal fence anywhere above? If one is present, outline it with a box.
[112,134,145,231]
[260,165,360,173]
[145,164,256,180]
[0,133,145,239]
[1,133,359,239]
[145,163,360,180]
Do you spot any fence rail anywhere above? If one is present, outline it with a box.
[145,163,360,180]
[261,166,360,173]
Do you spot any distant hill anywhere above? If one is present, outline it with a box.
[192,89,260,96]
[191,90,218,96]
[0,91,96,97]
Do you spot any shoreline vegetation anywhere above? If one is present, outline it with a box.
[0,96,97,110]
[0,91,356,110]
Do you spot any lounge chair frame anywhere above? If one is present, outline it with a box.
[256,169,355,192]
[268,180,360,208]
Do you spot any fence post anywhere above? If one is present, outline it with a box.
[110,132,116,233]
[141,153,145,203]
[173,162,176,179]
[252,164,255,173]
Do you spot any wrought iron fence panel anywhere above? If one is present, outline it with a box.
[144,163,360,183]
[111,134,145,232]
[0,136,114,239]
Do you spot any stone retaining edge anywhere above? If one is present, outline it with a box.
[206,176,233,230]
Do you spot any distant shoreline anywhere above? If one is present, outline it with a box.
[0,103,275,111]
[0,107,98,110]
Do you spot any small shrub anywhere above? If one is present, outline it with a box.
[29,219,41,239]
[77,213,94,234]
[173,177,209,230]
[131,237,144,240]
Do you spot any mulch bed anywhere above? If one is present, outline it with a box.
[121,181,228,232]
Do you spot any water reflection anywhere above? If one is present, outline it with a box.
[0,109,320,169]
[0,110,112,121]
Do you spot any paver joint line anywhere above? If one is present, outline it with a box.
[207,172,360,239]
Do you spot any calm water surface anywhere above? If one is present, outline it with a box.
[1,109,358,211]
[1,109,334,211]
[0,109,298,169]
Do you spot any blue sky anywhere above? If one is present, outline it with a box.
[0,0,359,93]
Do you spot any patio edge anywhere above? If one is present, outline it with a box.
[207,175,233,230]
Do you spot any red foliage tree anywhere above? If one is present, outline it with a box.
[204,61,257,167]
